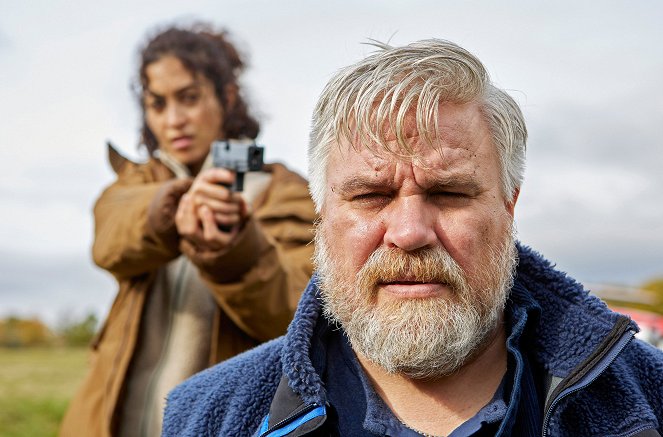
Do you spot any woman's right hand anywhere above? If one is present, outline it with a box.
[175,167,249,252]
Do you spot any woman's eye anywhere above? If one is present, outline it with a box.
[181,92,200,105]
[147,99,165,112]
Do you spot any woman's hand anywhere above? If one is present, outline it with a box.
[147,178,193,236]
[175,168,248,252]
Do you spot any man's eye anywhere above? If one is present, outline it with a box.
[352,193,391,206]
[432,191,467,198]
[429,191,472,205]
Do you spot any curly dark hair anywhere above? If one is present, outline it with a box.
[136,23,260,155]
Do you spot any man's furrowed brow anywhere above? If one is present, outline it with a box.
[336,175,391,195]
[427,173,483,194]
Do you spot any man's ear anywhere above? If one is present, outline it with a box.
[506,187,520,217]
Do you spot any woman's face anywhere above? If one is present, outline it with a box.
[143,55,224,174]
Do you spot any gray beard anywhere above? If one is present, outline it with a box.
[314,231,517,379]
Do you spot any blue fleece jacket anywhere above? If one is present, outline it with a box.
[163,245,663,436]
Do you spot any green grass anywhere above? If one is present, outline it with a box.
[0,347,88,437]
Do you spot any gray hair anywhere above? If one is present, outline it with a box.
[308,39,527,213]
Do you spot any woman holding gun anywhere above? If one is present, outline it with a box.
[60,23,315,437]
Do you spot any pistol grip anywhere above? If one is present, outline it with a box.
[217,181,233,233]
[216,172,246,232]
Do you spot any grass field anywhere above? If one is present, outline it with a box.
[0,347,88,437]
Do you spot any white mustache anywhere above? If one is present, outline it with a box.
[356,246,467,293]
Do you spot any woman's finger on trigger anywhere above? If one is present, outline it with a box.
[199,198,242,214]
[213,212,242,226]
[193,182,234,206]
[198,167,235,187]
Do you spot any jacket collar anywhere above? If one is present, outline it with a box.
[515,244,638,377]
[155,149,214,179]
[265,243,640,435]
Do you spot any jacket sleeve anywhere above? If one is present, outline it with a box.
[181,166,316,342]
[92,163,190,280]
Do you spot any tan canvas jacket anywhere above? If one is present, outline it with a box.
[60,153,316,437]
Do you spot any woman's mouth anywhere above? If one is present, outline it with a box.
[171,136,193,150]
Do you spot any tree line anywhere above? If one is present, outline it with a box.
[0,312,98,348]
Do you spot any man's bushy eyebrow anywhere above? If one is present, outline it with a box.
[336,172,482,196]
[336,175,392,195]
[426,175,482,193]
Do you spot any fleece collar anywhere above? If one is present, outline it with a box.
[514,244,638,376]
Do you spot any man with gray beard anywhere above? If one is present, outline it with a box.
[163,39,663,437]
[315,229,515,381]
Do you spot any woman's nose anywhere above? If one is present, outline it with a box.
[165,103,187,127]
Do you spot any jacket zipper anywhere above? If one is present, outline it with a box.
[622,424,661,437]
[541,328,635,436]
[260,403,323,436]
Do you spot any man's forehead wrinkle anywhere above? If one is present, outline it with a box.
[357,143,477,175]
[437,112,481,148]
[353,120,479,162]
[362,152,391,172]
[346,134,479,174]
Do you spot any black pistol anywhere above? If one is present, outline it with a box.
[211,140,265,231]
[211,139,264,192]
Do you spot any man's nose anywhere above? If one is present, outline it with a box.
[383,196,437,252]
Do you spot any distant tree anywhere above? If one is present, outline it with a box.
[0,317,20,347]
[641,277,663,314]
[58,312,99,347]
[642,277,663,294]
[0,316,53,347]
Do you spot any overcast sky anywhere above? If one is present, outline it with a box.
[1,0,662,325]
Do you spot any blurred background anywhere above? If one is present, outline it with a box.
[1,0,662,433]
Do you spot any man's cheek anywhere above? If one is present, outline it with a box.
[330,215,376,258]
[444,216,494,268]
